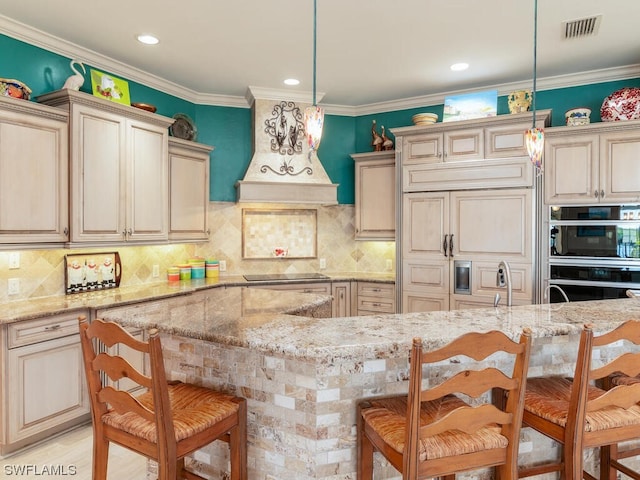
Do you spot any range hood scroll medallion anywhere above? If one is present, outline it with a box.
[236,87,338,205]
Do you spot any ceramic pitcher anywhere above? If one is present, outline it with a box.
[508,90,531,114]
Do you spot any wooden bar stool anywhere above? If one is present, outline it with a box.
[518,320,640,480]
[78,316,247,480]
[600,371,640,479]
[357,328,532,479]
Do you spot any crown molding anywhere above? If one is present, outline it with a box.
[2,15,639,115]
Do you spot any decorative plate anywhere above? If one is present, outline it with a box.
[169,113,197,140]
[600,87,640,122]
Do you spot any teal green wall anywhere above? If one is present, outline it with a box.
[2,33,639,205]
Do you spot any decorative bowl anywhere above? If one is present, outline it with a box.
[131,102,157,113]
[601,87,640,122]
[412,112,438,125]
[0,78,31,100]
[565,107,591,126]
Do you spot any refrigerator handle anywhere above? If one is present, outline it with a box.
[443,234,449,257]
[449,234,454,257]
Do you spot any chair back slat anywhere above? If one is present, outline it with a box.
[591,352,640,381]
[97,386,155,421]
[420,403,513,437]
[593,320,640,348]
[85,318,151,352]
[422,330,525,363]
[587,383,640,412]
[422,368,517,402]
[93,352,153,388]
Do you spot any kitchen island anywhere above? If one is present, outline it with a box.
[98,289,640,480]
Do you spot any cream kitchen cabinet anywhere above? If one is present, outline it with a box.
[401,189,533,312]
[168,138,213,242]
[545,122,640,205]
[395,110,551,192]
[38,89,174,245]
[1,311,90,455]
[351,151,395,240]
[331,281,352,317]
[356,281,396,315]
[0,96,69,245]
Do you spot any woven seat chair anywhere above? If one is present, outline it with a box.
[78,316,247,480]
[600,370,640,479]
[357,329,532,479]
[518,320,640,480]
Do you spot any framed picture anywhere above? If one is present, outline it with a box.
[90,69,131,105]
[443,89,497,122]
[65,252,121,294]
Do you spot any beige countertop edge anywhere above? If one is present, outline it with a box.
[0,272,394,324]
[101,295,640,362]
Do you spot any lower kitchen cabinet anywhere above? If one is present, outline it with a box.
[1,311,90,455]
[356,281,396,315]
[331,282,352,317]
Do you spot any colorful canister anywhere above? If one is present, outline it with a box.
[178,264,192,280]
[167,267,180,282]
[189,259,205,279]
[205,259,220,278]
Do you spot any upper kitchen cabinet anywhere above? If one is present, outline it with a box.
[545,119,640,205]
[0,96,69,245]
[351,151,395,240]
[38,90,174,245]
[393,110,551,192]
[168,138,213,242]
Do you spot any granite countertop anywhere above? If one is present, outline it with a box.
[0,272,394,324]
[97,287,640,361]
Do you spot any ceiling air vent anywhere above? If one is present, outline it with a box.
[562,15,602,39]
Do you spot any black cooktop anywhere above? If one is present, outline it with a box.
[243,273,329,282]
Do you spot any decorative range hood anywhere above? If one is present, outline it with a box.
[236,87,338,205]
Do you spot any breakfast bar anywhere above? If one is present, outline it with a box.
[98,288,640,480]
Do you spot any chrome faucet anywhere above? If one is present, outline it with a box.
[496,260,512,307]
[545,284,570,303]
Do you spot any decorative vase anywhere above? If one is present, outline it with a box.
[508,90,532,114]
[600,87,640,122]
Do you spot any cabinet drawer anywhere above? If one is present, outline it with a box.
[8,311,85,349]
[357,282,395,299]
[357,295,395,314]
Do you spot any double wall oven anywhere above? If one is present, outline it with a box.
[548,205,640,302]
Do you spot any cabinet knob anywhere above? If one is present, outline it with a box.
[600,189,605,199]
[595,190,599,199]
[64,227,69,236]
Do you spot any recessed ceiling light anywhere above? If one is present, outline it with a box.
[284,78,300,86]
[450,62,469,72]
[137,34,159,45]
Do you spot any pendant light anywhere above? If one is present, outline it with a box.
[525,0,544,172]
[304,0,324,157]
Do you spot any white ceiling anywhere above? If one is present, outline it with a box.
[1,0,639,111]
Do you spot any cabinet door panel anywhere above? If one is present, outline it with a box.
[73,106,125,241]
[445,128,483,162]
[545,135,598,204]
[451,189,532,261]
[356,161,395,239]
[8,335,89,443]
[402,260,448,293]
[0,103,68,243]
[402,192,448,257]
[601,131,640,202]
[402,133,442,165]
[402,291,448,313]
[128,120,168,240]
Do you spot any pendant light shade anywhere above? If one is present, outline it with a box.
[526,0,544,172]
[305,0,324,155]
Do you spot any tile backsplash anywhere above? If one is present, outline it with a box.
[0,202,395,302]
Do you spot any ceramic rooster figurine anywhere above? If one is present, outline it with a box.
[371,120,383,151]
